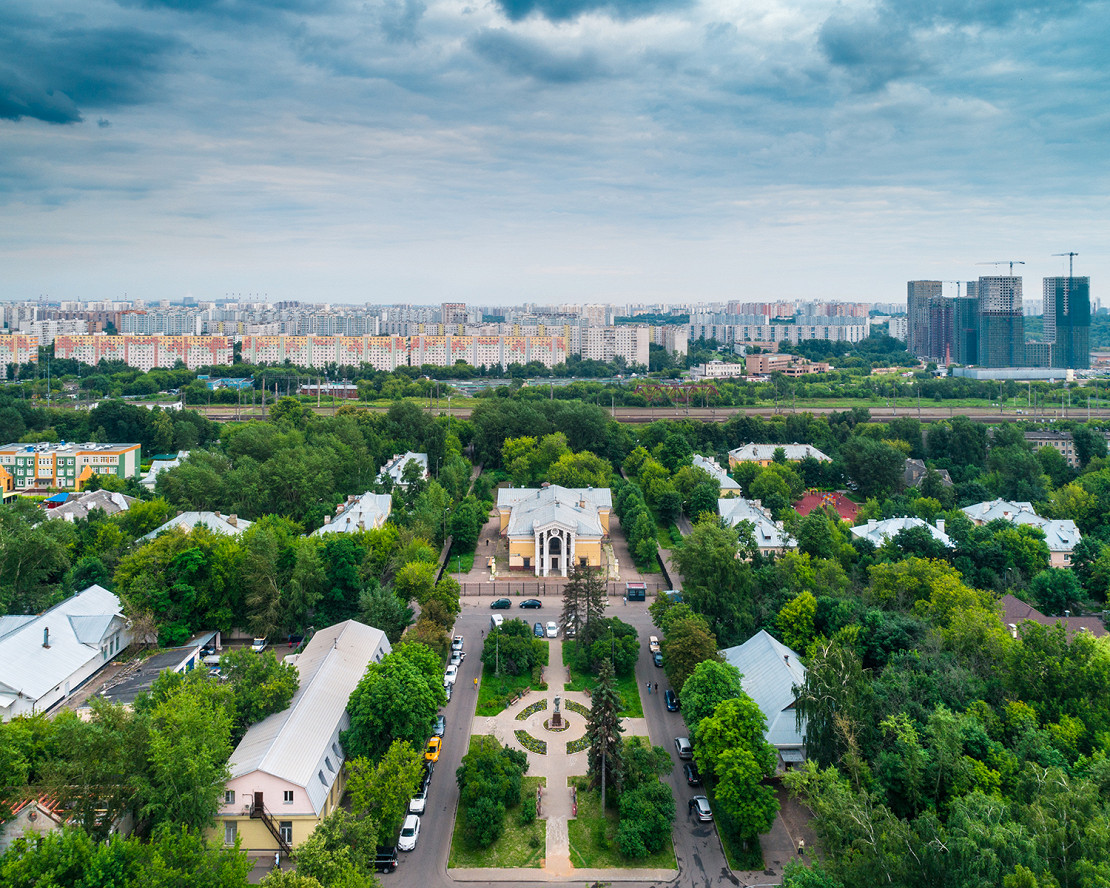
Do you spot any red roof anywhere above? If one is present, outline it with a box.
[794,491,859,523]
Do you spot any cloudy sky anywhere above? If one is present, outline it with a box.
[1,0,1107,306]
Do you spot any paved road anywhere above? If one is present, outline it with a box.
[391,598,758,888]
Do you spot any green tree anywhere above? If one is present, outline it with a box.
[1028,568,1082,616]
[672,518,755,646]
[343,646,445,760]
[219,648,300,740]
[777,591,817,653]
[679,659,744,739]
[548,451,612,488]
[616,778,676,858]
[345,740,424,838]
[562,561,607,646]
[295,809,379,888]
[586,658,625,808]
[695,696,779,845]
[661,613,720,693]
[841,437,906,500]
[455,736,528,849]
[357,583,414,644]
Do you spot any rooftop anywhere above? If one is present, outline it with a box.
[498,485,612,538]
[720,630,807,750]
[729,443,831,463]
[140,510,253,541]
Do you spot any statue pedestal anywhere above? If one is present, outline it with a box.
[551,710,562,728]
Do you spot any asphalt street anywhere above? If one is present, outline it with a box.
[389,598,746,888]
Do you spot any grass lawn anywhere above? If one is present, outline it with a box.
[701,783,765,871]
[448,769,547,868]
[448,545,476,574]
[567,778,677,869]
[475,643,550,717]
[563,657,644,719]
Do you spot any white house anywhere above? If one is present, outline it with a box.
[728,443,831,469]
[718,498,795,554]
[961,499,1081,568]
[379,452,429,488]
[693,454,741,496]
[851,516,952,548]
[140,510,253,541]
[720,630,807,768]
[44,489,136,522]
[212,620,391,852]
[0,585,130,722]
[312,492,392,535]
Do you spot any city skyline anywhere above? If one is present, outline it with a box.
[1,0,1105,304]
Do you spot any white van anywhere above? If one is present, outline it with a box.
[490,614,504,631]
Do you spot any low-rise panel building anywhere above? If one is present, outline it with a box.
[213,620,391,852]
[0,442,141,494]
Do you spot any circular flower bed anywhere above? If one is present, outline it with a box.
[515,729,547,755]
[566,736,590,754]
[564,699,591,717]
[543,717,570,732]
[515,699,548,721]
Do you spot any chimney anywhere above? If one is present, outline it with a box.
[868,519,876,529]
[215,510,222,518]
[783,654,789,665]
[936,519,945,534]
[324,515,331,525]
[43,627,50,648]
[228,514,237,528]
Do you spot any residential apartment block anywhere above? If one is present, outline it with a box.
[54,335,234,370]
[0,442,142,495]
[0,334,40,368]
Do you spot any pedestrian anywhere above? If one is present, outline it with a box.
[654,682,658,694]
[646,681,651,695]
[274,851,280,869]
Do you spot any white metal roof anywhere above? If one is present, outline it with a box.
[0,585,126,706]
[313,493,392,536]
[720,630,807,750]
[140,511,253,541]
[961,499,1081,552]
[718,498,794,549]
[850,516,952,548]
[498,486,611,538]
[728,443,831,463]
[227,620,390,816]
[693,454,740,489]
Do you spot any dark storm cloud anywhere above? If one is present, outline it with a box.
[0,10,182,124]
[470,29,609,83]
[494,0,690,23]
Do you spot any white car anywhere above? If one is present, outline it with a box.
[546,621,558,638]
[398,814,420,851]
[444,665,459,685]
[251,637,267,652]
[451,635,464,651]
[409,791,427,814]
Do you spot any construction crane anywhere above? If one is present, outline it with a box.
[977,260,1026,276]
[942,280,964,297]
[1053,252,1079,277]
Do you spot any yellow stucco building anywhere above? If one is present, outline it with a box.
[497,485,612,576]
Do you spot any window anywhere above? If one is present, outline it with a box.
[332,742,341,758]
[224,822,237,845]
[279,822,293,844]
[319,770,327,786]
[283,790,294,804]
[225,790,235,805]
[325,757,334,773]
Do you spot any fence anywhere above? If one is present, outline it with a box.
[458,580,670,599]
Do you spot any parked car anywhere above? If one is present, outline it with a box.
[449,651,464,666]
[683,762,701,786]
[675,737,693,760]
[374,846,399,873]
[444,682,452,703]
[398,814,421,851]
[533,622,544,637]
[251,637,267,652]
[689,796,713,821]
[490,598,512,609]
[649,635,661,653]
[444,665,458,685]
[433,715,446,736]
[451,635,464,651]
[546,621,558,638]
[425,737,442,763]
[420,762,434,793]
[653,651,663,668]
[409,790,427,814]
[519,599,542,609]
[664,689,679,711]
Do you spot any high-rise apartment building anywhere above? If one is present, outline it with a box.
[977,276,1025,368]
[907,281,943,357]
[952,297,979,365]
[1044,277,1090,370]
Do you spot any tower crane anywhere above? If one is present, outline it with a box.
[1053,252,1079,277]
[942,281,963,297]
[977,260,1026,276]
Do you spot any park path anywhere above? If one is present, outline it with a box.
[538,641,573,875]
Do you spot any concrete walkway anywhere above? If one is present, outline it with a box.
[464,638,656,878]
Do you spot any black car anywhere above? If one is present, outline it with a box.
[533,622,544,637]
[420,761,434,793]
[519,599,542,609]
[683,762,701,786]
[490,598,512,609]
[664,689,679,711]
[653,651,663,667]
[375,846,399,873]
